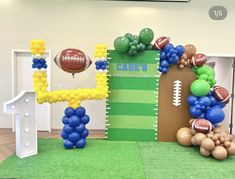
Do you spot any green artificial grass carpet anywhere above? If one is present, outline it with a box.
[0,139,235,179]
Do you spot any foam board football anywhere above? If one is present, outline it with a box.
[190,119,213,134]
[158,66,197,142]
[154,36,170,50]
[54,48,92,74]
[213,86,230,104]
[189,53,207,67]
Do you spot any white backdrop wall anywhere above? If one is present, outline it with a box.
[0,0,235,129]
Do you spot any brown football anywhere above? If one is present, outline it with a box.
[213,86,230,104]
[158,66,196,142]
[54,48,92,74]
[191,119,213,134]
[154,36,170,50]
[189,53,207,67]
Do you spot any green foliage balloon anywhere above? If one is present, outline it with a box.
[114,36,130,53]
[195,65,216,87]
[190,79,211,97]
[139,28,154,45]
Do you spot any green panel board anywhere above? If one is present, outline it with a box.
[107,102,156,116]
[108,90,156,104]
[107,128,156,141]
[108,76,159,91]
[107,115,155,129]
[106,50,160,141]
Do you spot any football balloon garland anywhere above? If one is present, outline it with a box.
[30,40,108,149]
[114,28,235,160]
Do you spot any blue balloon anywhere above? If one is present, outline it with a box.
[44,64,47,69]
[175,45,185,57]
[168,56,178,64]
[75,124,85,133]
[209,96,217,106]
[161,67,168,73]
[32,64,36,68]
[160,60,169,68]
[160,51,166,60]
[63,124,73,134]
[199,96,211,107]
[64,107,74,118]
[101,65,106,70]
[36,63,42,69]
[187,95,198,106]
[190,106,202,117]
[164,43,174,53]
[75,138,86,148]
[169,49,176,56]
[69,132,80,142]
[166,52,171,58]
[198,113,206,119]
[195,104,201,110]
[39,58,46,64]
[80,128,89,138]
[206,106,225,124]
[81,115,90,125]
[158,67,162,72]
[33,58,39,64]
[216,102,226,108]
[69,115,81,127]
[61,131,69,139]
[64,140,74,149]
[62,116,69,124]
[207,91,213,96]
[75,107,86,118]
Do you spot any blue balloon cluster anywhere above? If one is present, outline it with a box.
[32,58,47,69]
[61,107,90,149]
[187,91,226,125]
[158,44,185,73]
[95,60,108,70]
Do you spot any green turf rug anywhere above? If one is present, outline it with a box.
[138,142,235,179]
[1,139,235,179]
[0,139,145,179]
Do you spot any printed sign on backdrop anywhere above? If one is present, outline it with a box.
[106,50,160,141]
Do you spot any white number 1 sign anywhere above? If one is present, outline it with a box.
[3,91,37,158]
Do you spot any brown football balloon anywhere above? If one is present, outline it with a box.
[189,53,207,67]
[154,36,170,50]
[213,86,230,104]
[54,48,92,76]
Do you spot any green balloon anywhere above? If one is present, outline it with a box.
[114,36,130,53]
[196,65,215,77]
[124,33,133,40]
[139,28,154,45]
[190,79,210,97]
[199,74,208,81]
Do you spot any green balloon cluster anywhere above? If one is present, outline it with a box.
[113,28,154,56]
[190,79,210,97]
[194,65,216,87]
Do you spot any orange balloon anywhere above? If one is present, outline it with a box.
[184,44,196,59]
[176,127,192,146]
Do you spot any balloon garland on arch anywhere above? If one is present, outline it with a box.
[113,28,235,160]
